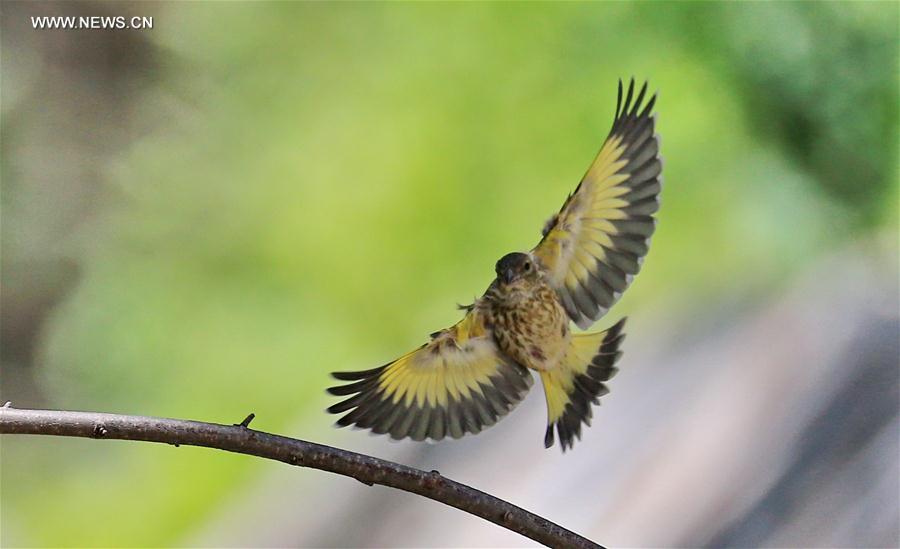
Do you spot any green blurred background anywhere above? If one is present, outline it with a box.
[2,2,897,547]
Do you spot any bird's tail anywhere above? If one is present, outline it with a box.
[540,317,626,451]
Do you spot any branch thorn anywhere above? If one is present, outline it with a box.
[235,413,255,428]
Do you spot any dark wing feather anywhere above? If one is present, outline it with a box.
[328,309,533,441]
[533,79,662,329]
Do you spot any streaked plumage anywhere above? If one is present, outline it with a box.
[329,79,662,450]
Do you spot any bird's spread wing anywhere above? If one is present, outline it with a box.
[540,318,626,450]
[327,309,533,441]
[533,80,662,329]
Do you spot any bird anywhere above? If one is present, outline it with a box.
[328,79,662,450]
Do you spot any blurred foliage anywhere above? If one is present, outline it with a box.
[2,2,897,546]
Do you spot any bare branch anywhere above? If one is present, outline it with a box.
[0,407,602,549]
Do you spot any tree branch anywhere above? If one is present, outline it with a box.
[0,406,602,549]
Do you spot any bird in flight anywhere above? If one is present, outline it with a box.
[328,79,662,450]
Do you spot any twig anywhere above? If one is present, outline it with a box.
[0,407,602,549]
[234,412,255,428]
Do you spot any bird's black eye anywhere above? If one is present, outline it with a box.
[523,262,531,272]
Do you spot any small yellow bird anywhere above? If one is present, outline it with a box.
[328,79,662,450]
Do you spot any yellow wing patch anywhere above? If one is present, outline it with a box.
[540,318,626,450]
[533,79,662,329]
[328,309,534,442]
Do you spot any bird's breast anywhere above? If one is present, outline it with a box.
[490,285,568,371]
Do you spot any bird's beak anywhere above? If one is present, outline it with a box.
[501,269,515,285]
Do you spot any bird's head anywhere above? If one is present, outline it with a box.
[495,252,538,287]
